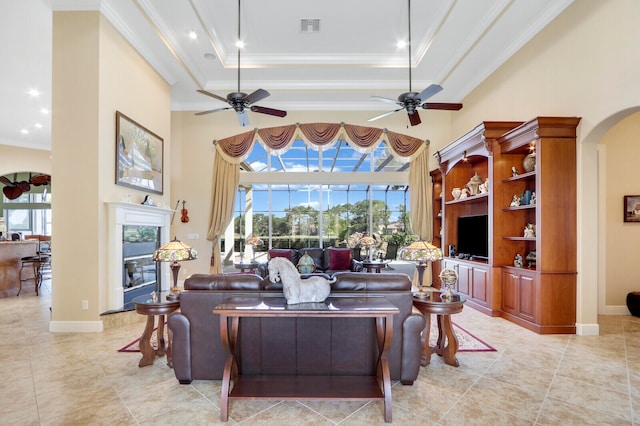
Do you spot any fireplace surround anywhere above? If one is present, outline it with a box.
[106,201,173,311]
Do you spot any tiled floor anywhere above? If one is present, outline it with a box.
[2,276,640,425]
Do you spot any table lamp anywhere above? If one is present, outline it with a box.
[152,237,198,300]
[245,236,264,262]
[400,240,443,297]
[359,235,376,261]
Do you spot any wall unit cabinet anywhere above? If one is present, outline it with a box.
[433,117,581,334]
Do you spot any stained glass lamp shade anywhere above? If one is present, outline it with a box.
[152,237,198,299]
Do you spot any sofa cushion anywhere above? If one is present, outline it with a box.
[184,273,264,290]
[269,249,292,260]
[328,248,352,270]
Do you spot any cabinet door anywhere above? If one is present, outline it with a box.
[471,267,488,302]
[457,264,471,295]
[502,270,518,315]
[518,273,536,322]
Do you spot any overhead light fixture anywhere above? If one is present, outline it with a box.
[21,129,29,135]
[187,30,197,40]
[34,123,42,129]
[40,108,49,115]
[235,40,245,49]
[396,40,407,49]
[28,89,40,97]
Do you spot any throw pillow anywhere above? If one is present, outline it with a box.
[297,252,316,274]
[328,248,351,270]
[269,249,291,260]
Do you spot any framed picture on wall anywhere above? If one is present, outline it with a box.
[115,111,163,194]
[624,195,640,222]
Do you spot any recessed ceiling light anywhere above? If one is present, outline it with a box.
[396,40,407,49]
[21,129,29,134]
[28,89,40,97]
[40,108,49,114]
[187,30,197,40]
[235,40,245,49]
[34,123,42,129]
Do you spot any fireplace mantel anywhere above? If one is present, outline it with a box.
[106,201,173,310]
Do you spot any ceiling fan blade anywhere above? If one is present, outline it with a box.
[422,102,463,111]
[237,110,250,127]
[243,88,270,104]
[370,96,402,106]
[408,111,422,126]
[0,176,13,186]
[368,108,404,122]
[250,105,287,117]
[196,89,229,103]
[416,84,443,102]
[30,174,50,186]
[195,107,232,116]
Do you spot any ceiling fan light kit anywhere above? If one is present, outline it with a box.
[195,0,287,126]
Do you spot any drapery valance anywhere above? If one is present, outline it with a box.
[213,122,428,163]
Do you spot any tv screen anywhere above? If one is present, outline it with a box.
[457,215,488,259]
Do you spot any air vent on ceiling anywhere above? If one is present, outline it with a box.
[300,19,320,33]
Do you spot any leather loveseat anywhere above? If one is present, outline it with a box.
[168,271,425,385]
[256,247,363,278]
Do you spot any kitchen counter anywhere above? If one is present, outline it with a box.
[0,241,38,297]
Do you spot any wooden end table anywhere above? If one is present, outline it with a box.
[361,260,388,273]
[214,296,398,423]
[413,292,466,367]
[133,292,180,368]
[234,261,259,273]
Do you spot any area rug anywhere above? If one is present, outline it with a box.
[118,322,496,353]
[430,321,496,352]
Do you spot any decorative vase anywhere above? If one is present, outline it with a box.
[523,152,536,173]
[452,188,462,200]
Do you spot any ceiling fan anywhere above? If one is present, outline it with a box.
[195,0,287,127]
[368,0,462,126]
[0,173,51,200]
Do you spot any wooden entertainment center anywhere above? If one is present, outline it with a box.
[432,117,581,334]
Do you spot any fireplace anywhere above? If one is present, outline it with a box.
[122,225,160,308]
[107,201,172,311]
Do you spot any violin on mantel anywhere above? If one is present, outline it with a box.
[181,200,190,223]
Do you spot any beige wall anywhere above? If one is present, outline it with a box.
[600,112,640,305]
[51,12,170,330]
[0,145,50,177]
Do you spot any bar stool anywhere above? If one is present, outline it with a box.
[18,239,51,296]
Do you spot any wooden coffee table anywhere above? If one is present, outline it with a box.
[361,260,388,273]
[413,292,466,367]
[133,292,180,368]
[214,296,398,423]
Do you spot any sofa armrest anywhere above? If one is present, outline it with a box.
[167,313,193,384]
[350,259,363,272]
[400,306,426,385]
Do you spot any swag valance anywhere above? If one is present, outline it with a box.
[207,122,432,275]
[212,122,428,163]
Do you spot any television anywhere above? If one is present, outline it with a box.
[456,215,489,260]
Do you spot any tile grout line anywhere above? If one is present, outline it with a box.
[532,334,572,425]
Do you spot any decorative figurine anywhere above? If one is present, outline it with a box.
[512,166,519,177]
[510,195,521,207]
[524,223,536,238]
[514,253,523,268]
[526,251,537,267]
[530,191,536,204]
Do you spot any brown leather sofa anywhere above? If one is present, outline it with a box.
[168,271,425,385]
[256,247,363,277]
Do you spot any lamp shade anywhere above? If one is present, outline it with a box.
[245,236,264,247]
[152,237,198,262]
[359,235,376,247]
[400,240,442,263]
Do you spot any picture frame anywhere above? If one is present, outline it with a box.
[624,195,640,222]
[115,111,163,194]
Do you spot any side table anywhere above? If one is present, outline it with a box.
[361,260,387,273]
[234,261,259,273]
[133,292,180,368]
[412,292,466,367]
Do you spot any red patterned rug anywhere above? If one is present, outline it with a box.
[118,322,495,353]
[432,321,497,352]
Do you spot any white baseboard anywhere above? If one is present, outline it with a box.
[49,321,104,332]
[600,305,631,316]
[576,323,600,336]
